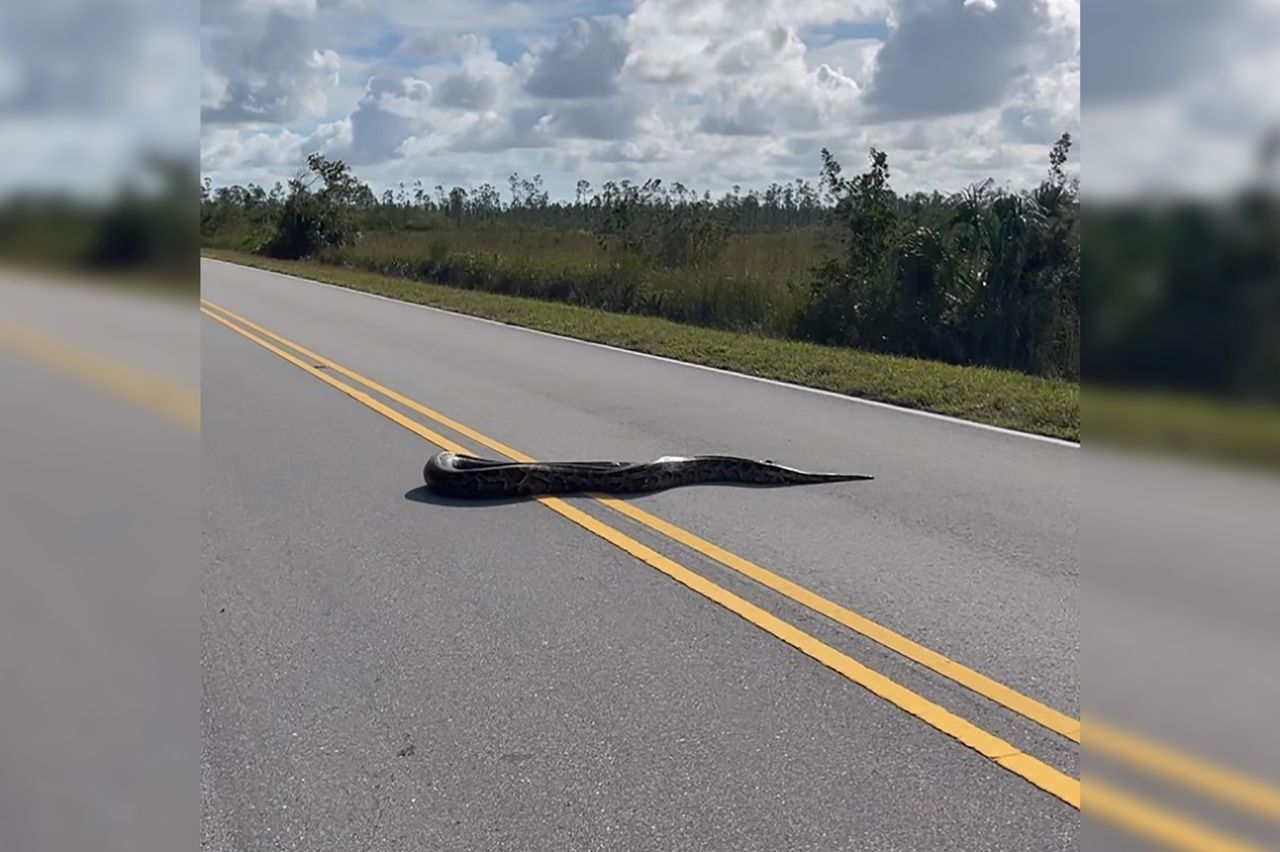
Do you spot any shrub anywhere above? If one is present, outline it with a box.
[264,154,367,259]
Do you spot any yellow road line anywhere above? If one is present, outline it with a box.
[0,318,199,431]
[1087,720,1280,826]
[203,297,1280,829]
[203,298,1279,851]
[201,304,1081,810]
[199,298,1079,742]
[202,310,470,454]
[1085,781,1268,852]
[598,497,1082,741]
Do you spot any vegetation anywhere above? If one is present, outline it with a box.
[198,134,1280,467]
[1085,192,1280,405]
[1085,385,1280,470]
[202,136,1081,380]
[203,247,1081,441]
[799,138,1079,378]
[1083,189,1280,469]
[1,153,196,290]
[261,153,368,260]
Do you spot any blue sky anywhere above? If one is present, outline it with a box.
[200,0,1081,199]
[2,1,1272,203]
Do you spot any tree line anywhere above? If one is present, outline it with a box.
[202,169,833,236]
[201,135,1081,380]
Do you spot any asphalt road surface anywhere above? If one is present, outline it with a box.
[1,268,196,852]
[201,258,1080,851]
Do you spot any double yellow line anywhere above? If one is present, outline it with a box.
[0,317,199,431]
[201,296,1279,851]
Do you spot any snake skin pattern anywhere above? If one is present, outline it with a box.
[424,451,873,499]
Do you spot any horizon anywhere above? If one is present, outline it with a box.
[198,136,1077,203]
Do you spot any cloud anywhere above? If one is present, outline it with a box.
[623,0,889,83]
[398,30,484,60]
[1,0,196,196]
[437,106,556,154]
[998,105,1063,144]
[714,26,797,75]
[864,0,1075,121]
[304,116,354,155]
[436,99,647,152]
[2,0,196,116]
[201,127,307,171]
[524,16,629,98]
[434,36,510,110]
[201,0,342,124]
[998,59,1078,144]
[1081,0,1223,105]
[550,98,648,140]
[336,74,432,164]
[697,27,859,136]
[198,0,1084,197]
[1083,0,1280,197]
[589,138,676,164]
[436,73,498,110]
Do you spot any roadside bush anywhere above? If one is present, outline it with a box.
[265,154,367,260]
[203,141,1081,378]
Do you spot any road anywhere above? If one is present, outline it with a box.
[201,257,1080,850]
[1,267,196,852]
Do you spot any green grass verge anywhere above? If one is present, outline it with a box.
[1085,386,1280,471]
[204,248,1080,441]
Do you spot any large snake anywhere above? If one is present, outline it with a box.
[423,451,873,499]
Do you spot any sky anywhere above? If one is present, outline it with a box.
[0,0,198,198]
[4,1,1278,202]
[199,0,1083,199]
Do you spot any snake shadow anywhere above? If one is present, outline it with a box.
[405,480,869,508]
[404,485,529,508]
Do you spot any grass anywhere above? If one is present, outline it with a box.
[0,252,198,300]
[205,224,844,337]
[340,225,841,283]
[204,248,1080,441]
[323,226,840,337]
[1085,386,1280,470]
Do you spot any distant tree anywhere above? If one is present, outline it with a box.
[447,186,467,225]
[798,147,900,346]
[264,153,366,259]
[200,140,1080,378]
[1049,132,1072,187]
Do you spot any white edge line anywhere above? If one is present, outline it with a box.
[202,257,1080,449]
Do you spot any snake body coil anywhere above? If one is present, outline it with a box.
[424,451,873,499]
